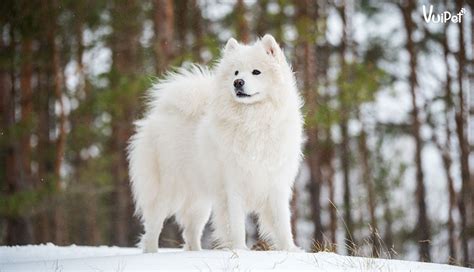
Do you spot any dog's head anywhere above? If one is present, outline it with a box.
[215,34,294,105]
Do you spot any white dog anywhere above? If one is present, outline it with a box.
[128,34,303,253]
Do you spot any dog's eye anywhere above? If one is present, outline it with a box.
[252,69,261,75]
[234,71,239,76]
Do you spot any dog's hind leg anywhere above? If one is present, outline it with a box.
[256,206,276,247]
[177,203,211,251]
[141,207,167,253]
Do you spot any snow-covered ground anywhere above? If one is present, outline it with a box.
[0,244,471,271]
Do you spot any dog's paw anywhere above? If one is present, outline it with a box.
[222,244,249,251]
[183,244,202,251]
[230,245,249,251]
[287,246,304,253]
[143,246,158,253]
[235,246,250,251]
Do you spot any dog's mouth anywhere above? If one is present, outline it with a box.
[236,91,258,98]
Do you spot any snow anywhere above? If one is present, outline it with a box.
[0,245,470,271]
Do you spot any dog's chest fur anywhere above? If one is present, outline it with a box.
[214,109,298,176]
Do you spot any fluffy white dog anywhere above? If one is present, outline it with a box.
[128,34,303,253]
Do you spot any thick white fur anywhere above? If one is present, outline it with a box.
[128,34,304,253]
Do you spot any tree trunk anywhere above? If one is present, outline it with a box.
[255,0,268,37]
[274,0,286,48]
[296,0,323,249]
[110,0,142,246]
[454,0,472,266]
[383,196,394,256]
[35,65,52,244]
[235,0,250,43]
[175,0,188,58]
[48,5,67,244]
[399,0,431,262]
[439,13,459,263]
[18,34,34,243]
[327,160,337,247]
[315,2,335,249]
[34,0,61,244]
[337,1,355,255]
[19,38,33,190]
[321,135,337,248]
[443,150,457,263]
[154,0,174,74]
[190,0,204,62]
[1,30,21,245]
[358,122,379,257]
[74,19,101,245]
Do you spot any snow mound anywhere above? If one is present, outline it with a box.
[0,244,470,271]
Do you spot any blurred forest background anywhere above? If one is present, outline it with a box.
[0,0,473,267]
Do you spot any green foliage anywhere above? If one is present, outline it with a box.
[373,136,407,202]
[313,97,340,129]
[0,177,57,217]
[337,61,389,110]
[359,0,382,17]
[100,72,148,119]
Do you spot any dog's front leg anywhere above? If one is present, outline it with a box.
[226,193,248,249]
[213,192,247,250]
[267,187,299,251]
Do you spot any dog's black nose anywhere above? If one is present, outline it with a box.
[233,79,245,88]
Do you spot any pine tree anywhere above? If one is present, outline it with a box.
[399,0,431,262]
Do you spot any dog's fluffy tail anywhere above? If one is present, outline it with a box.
[128,65,212,218]
[147,64,213,120]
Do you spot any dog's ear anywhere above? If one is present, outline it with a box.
[262,34,283,61]
[225,37,239,53]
